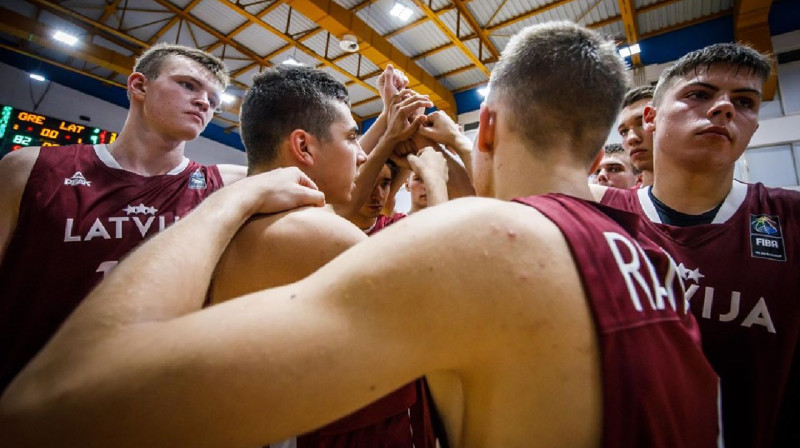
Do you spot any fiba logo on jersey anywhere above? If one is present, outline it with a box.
[750,214,785,261]
[189,169,207,190]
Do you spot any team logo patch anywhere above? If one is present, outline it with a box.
[124,203,158,215]
[750,214,785,261]
[64,171,91,187]
[188,168,207,190]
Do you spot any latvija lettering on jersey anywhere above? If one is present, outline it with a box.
[63,203,180,242]
[604,231,687,314]
[678,264,776,334]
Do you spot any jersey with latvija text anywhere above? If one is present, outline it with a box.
[514,194,722,448]
[0,144,224,392]
[602,181,800,448]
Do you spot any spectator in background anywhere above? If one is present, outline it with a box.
[617,86,655,187]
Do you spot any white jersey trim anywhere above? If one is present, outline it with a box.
[94,144,190,175]
[637,180,748,225]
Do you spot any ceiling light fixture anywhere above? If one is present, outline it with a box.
[29,73,46,82]
[390,3,414,22]
[477,86,489,97]
[221,93,235,104]
[618,44,641,58]
[282,56,304,66]
[53,30,78,46]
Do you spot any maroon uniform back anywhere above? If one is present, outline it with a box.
[514,194,721,447]
[0,144,224,391]
[603,182,800,448]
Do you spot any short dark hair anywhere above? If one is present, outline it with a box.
[653,43,772,106]
[385,159,400,180]
[622,86,654,108]
[240,66,350,168]
[604,143,625,154]
[488,21,629,163]
[133,43,229,89]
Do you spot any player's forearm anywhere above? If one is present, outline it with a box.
[440,149,476,199]
[448,134,474,181]
[357,112,387,154]
[80,187,253,325]
[334,136,396,218]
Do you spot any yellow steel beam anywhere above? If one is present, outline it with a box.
[0,7,243,116]
[617,0,641,65]
[452,0,499,61]
[149,0,204,44]
[99,0,126,23]
[0,8,135,74]
[734,0,775,99]
[408,0,490,78]
[206,0,287,54]
[27,0,148,48]
[285,0,457,116]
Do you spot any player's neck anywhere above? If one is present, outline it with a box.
[493,141,595,202]
[109,117,188,176]
[651,165,734,215]
[639,170,654,187]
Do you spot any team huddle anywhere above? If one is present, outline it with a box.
[0,20,797,448]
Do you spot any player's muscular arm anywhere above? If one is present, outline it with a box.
[0,198,568,448]
[217,164,247,185]
[211,207,367,302]
[0,147,40,262]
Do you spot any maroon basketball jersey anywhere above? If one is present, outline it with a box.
[602,182,800,448]
[514,194,721,447]
[366,213,406,236]
[0,144,224,391]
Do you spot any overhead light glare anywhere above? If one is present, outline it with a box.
[221,93,236,104]
[53,30,78,46]
[29,73,46,82]
[282,56,305,66]
[618,44,641,58]
[390,3,413,22]
[477,86,489,97]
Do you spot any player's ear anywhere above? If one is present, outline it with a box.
[643,105,656,132]
[477,103,495,154]
[128,73,147,100]
[287,129,315,166]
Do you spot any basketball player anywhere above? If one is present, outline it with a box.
[211,66,441,448]
[593,143,638,189]
[0,44,247,393]
[599,43,799,447]
[617,86,655,187]
[1,22,722,448]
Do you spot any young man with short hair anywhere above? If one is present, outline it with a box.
[0,43,246,393]
[600,43,799,448]
[617,86,655,186]
[594,143,639,189]
[1,22,722,448]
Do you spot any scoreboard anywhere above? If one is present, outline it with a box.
[0,104,118,158]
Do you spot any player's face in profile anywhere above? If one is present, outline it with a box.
[618,99,653,172]
[313,102,367,205]
[142,55,223,141]
[648,64,761,172]
[358,164,392,219]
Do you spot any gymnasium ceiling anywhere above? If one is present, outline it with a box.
[0,0,778,132]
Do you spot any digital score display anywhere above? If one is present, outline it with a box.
[0,104,118,158]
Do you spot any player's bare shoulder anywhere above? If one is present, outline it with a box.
[211,206,366,302]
